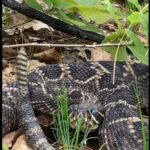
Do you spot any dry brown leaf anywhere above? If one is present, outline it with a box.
[27,60,45,71]
[3,60,45,83]
[12,135,33,150]
[5,13,29,35]
[23,20,52,31]
[3,48,18,58]
[2,131,18,148]
[101,23,116,32]
[33,48,61,64]
[3,64,16,83]
[5,10,51,35]
[90,47,112,61]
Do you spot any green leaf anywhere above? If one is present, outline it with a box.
[56,10,101,33]
[102,0,122,28]
[74,0,99,5]
[67,13,102,33]
[126,29,148,65]
[24,0,43,11]
[66,5,121,24]
[102,0,121,16]
[127,12,140,25]
[139,13,148,38]
[43,0,53,8]
[128,0,141,11]
[53,0,77,9]
[102,29,126,43]
[104,46,127,61]
[102,29,127,61]
[56,10,86,26]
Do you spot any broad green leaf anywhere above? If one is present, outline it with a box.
[102,0,121,16]
[127,12,140,25]
[139,13,148,38]
[56,10,86,26]
[68,13,102,33]
[66,5,121,24]
[53,0,77,9]
[24,0,43,11]
[102,29,126,43]
[43,0,53,8]
[102,0,122,28]
[126,29,148,65]
[128,0,141,11]
[67,13,102,33]
[101,29,127,61]
[56,10,101,33]
[74,0,99,5]
[107,47,127,61]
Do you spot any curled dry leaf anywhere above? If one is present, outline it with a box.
[3,131,18,148]
[23,20,52,31]
[33,48,61,64]
[11,135,33,150]
[90,47,112,61]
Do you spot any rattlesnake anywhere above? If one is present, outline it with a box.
[2,49,148,150]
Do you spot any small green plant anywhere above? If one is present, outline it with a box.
[132,82,149,150]
[2,144,9,150]
[53,89,90,150]
[23,0,148,64]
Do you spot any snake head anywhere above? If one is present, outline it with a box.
[69,102,104,132]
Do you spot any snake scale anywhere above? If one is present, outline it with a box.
[2,48,148,150]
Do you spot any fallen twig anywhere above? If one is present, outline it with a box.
[3,42,148,49]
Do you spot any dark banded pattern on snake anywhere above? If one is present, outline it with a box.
[2,50,148,150]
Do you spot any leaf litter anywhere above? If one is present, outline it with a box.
[2,2,148,149]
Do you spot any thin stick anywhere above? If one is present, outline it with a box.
[112,33,126,85]
[3,42,148,49]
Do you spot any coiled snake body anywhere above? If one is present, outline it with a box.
[2,49,148,150]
